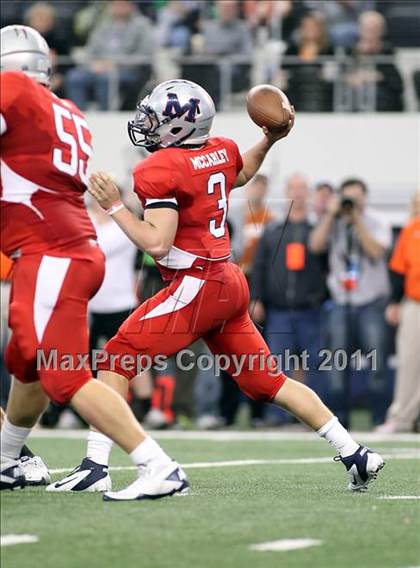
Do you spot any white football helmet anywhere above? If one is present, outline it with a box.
[128,80,216,152]
[0,25,51,86]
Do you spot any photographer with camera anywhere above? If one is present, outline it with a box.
[310,179,392,427]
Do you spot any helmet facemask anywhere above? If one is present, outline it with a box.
[127,99,170,151]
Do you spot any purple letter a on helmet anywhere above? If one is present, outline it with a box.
[162,93,200,123]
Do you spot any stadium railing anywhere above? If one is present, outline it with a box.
[56,52,419,112]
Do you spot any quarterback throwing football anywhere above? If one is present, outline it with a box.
[50,79,385,500]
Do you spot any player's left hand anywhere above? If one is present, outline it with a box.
[88,172,121,210]
[263,106,295,145]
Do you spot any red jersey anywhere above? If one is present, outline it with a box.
[0,71,97,258]
[133,137,243,278]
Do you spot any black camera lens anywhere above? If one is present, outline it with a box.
[341,197,354,210]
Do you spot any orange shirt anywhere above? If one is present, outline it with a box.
[239,206,274,275]
[389,218,420,301]
[0,252,13,281]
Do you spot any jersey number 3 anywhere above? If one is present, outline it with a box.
[52,103,92,184]
[208,172,227,238]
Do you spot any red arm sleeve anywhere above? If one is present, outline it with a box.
[227,138,243,175]
[133,159,178,211]
[0,72,29,133]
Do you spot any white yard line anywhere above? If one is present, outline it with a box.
[1,535,39,547]
[249,538,322,552]
[48,451,420,475]
[377,496,420,500]
[30,429,420,443]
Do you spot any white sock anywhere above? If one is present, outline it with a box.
[129,436,172,468]
[317,416,359,457]
[86,431,113,466]
[1,417,31,463]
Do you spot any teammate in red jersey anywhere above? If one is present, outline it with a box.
[0,26,187,497]
[52,80,384,500]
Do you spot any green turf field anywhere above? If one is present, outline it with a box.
[1,432,419,568]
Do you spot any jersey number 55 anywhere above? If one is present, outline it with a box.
[52,102,92,185]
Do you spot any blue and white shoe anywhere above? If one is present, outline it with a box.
[0,461,26,491]
[103,462,189,502]
[19,456,51,486]
[336,445,384,492]
[46,458,111,492]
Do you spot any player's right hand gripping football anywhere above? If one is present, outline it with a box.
[263,106,295,145]
[88,172,121,210]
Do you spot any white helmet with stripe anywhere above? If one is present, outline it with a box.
[0,25,51,86]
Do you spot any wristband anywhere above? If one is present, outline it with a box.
[106,201,124,216]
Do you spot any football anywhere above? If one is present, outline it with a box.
[246,84,293,131]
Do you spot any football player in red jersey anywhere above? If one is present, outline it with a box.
[0,26,188,497]
[52,80,385,500]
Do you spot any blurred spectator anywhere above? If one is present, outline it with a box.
[133,1,159,21]
[238,175,275,277]
[376,0,420,48]
[310,178,392,427]
[282,12,334,112]
[65,0,153,110]
[0,0,83,36]
[25,2,71,54]
[346,11,404,111]
[377,192,420,433]
[242,0,279,32]
[251,174,329,418]
[183,0,253,107]
[313,182,335,219]
[73,2,109,47]
[311,182,334,337]
[144,359,178,428]
[243,1,308,43]
[315,0,374,49]
[156,1,200,51]
[201,0,252,56]
[24,2,71,96]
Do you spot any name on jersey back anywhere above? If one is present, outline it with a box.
[189,148,229,171]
